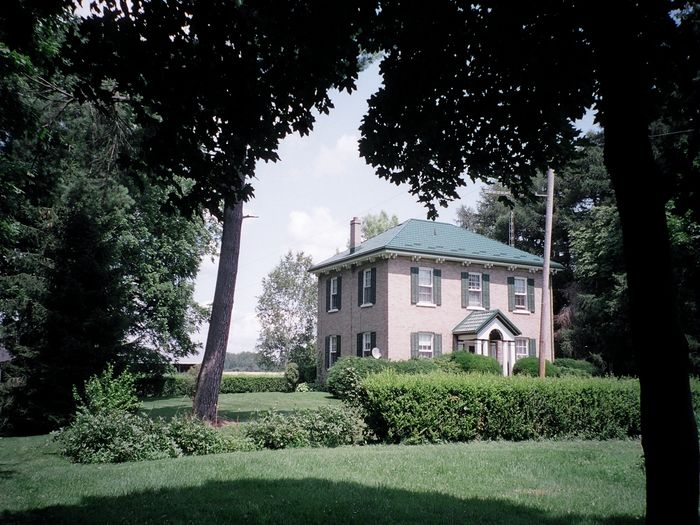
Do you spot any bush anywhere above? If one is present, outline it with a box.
[391,358,440,375]
[361,371,641,444]
[453,351,502,375]
[245,405,368,449]
[512,357,558,377]
[166,416,257,455]
[74,364,141,415]
[555,358,598,376]
[219,374,288,394]
[54,411,180,463]
[433,354,463,374]
[326,357,389,401]
[285,363,300,391]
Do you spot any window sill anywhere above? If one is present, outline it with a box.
[360,303,374,308]
[416,302,437,308]
[327,309,339,314]
[466,306,485,311]
[512,310,531,315]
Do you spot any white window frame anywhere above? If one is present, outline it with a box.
[329,277,339,311]
[328,335,338,368]
[362,269,373,306]
[468,272,482,308]
[362,332,373,357]
[515,338,528,358]
[514,277,527,310]
[418,267,434,304]
[418,332,433,358]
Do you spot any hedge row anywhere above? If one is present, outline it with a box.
[361,371,643,443]
[139,374,288,397]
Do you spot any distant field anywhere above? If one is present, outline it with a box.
[0,436,645,524]
[141,391,338,421]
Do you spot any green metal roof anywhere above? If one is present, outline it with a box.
[452,309,522,336]
[309,219,564,272]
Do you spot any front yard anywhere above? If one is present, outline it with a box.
[141,391,339,421]
[0,391,646,524]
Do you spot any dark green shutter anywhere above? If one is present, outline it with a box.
[433,269,441,306]
[433,333,442,357]
[527,278,535,313]
[528,338,536,357]
[337,335,341,359]
[370,268,377,304]
[461,272,468,308]
[358,270,363,306]
[507,276,515,311]
[336,276,342,311]
[371,332,376,349]
[410,267,419,304]
[357,333,363,357]
[482,273,490,310]
[325,336,330,369]
[410,332,419,358]
[326,279,331,312]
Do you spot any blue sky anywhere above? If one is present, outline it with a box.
[189,62,598,360]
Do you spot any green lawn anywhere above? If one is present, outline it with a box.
[0,434,644,524]
[141,391,339,421]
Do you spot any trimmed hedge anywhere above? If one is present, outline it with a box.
[361,371,642,443]
[512,357,559,377]
[453,351,502,375]
[140,374,288,397]
[391,358,440,375]
[327,357,390,400]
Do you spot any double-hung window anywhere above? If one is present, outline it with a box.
[515,338,528,359]
[468,273,482,307]
[330,277,339,310]
[328,336,338,368]
[418,267,433,303]
[362,269,372,305]
[514,277,527,310]
[362,332,373,357]
[418,332,433,358]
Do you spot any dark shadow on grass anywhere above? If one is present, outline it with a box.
[1,477,642,525]
[0,468,16,479]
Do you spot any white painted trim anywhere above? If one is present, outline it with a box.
[416,302,437,308]
[360,303,374,308]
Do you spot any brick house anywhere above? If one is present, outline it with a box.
[309,218,562,380]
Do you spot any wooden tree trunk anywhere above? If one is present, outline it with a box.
[193,198,244,422]
[594,9,699,523]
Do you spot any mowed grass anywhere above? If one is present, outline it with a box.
[141,391,339,421]
[0,434,644,525]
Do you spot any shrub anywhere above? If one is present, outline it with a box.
[453,351,501,375]
[245,405,367,449]
[512,357,558,377]
[219,374,288,394]
[295,382,311,392]
[361,371,641,444]
[326,357,389,401]
[54,411,180,463]
[391,358,440,375]
[166,416,257,455]
[433,354,463,374]
[555,358,598,376]
[74,365,141,415]
[285,363,300,391]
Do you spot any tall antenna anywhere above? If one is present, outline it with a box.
[538,168,555,378]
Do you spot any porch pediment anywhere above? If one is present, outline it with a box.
[452,309,522,338]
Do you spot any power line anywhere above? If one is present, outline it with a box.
[648,128,695,138]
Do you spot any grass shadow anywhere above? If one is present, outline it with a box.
[1,477,642,525]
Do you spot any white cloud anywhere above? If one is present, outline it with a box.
[311,134,363,178]
[287,207,347,261]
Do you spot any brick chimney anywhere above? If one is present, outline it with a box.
[349,217,362,253]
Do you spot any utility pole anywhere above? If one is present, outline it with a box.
[538,168,555,378]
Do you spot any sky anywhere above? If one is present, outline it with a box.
[187,62,598,361]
